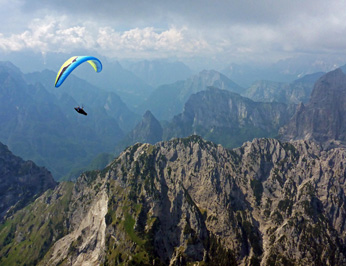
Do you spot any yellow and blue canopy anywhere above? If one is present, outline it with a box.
[54,56,102,87]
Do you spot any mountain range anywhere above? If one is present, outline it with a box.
[138,70,245,121]
[222,55,344,87]
[0,59,345,181]
[243,71,325,104]
[164,87,295,148]
[136,67,330,122]
[165,67,345,149]
[116,87,295,153]
[0,57,345,266]
[0,136,345,265]
[109,66,345,161]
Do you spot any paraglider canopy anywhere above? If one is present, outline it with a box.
[54,56,102,87]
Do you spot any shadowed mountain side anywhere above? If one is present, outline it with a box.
[164,88,295,148]
[0,136,345,265]
[0,141,57,220]
[279,68,345,146]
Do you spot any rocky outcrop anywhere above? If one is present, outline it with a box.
[42,188,108,266]
[0,136,344,265]
[0,141,56,220]
[279,68,346,144]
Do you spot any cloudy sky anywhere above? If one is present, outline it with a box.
[0,0,345,68]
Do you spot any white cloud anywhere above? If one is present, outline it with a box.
[0,16,211,59]
[97,26,209,57]
[0,16,93,53]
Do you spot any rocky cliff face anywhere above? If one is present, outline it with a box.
[279,68,345,144]
[0,141,56,220]
[0,136,345,266]
[164,87,295,148]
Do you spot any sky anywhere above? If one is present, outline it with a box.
[0,0,346,70]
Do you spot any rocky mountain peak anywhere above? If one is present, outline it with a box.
[309,68,345,106]
[279,68,345,144]
[190,69,245,94]
[117,110,163,152]
[132,110,163,143]
[142,109,157,122]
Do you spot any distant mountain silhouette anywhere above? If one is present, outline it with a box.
[222,56,344,87]
[138,70,245,120]
[125,59,193,87]
[243,72,324,104]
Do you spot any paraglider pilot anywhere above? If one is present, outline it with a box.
[74,106,87,116]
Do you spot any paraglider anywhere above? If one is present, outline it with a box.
[55,56,102,87]
[54,56,102,115]
[74,106,87,116]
